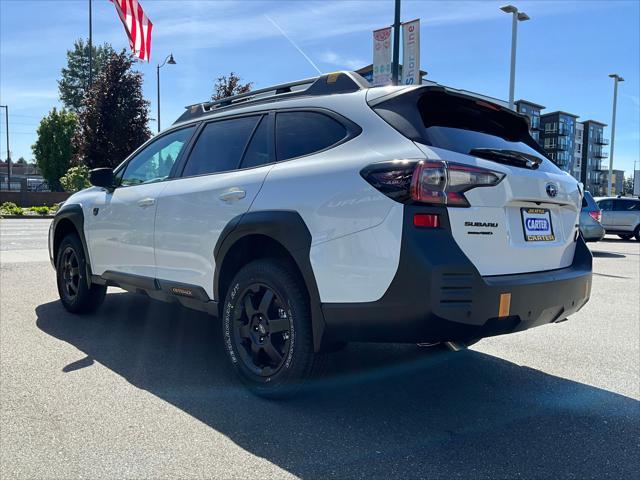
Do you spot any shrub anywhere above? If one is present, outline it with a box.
[29,206,51,216]
[60,165,90,192]
[1,202,18,211]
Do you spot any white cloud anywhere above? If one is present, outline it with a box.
[320,51,366,70]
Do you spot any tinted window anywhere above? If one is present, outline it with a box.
[598,200,612,211]
[183,116,260,176]
[240,116,272,169]
[276,111,347,161]
[373,89,547,165]
[120,126,195,186]
[614,199,640,211]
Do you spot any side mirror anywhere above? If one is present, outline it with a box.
[89,168,115,190]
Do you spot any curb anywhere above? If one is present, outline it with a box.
[0,215,55,219]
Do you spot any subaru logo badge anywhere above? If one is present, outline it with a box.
[546,183,558,198]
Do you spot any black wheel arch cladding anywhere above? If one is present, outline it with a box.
[51,204,93,285]
[214,210,327,352]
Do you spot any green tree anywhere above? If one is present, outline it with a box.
[31,108,77,191]
[60,165,90,192]
[16,157,27,165]
[59,39,116,112]
[623,176,634,195]
[211,72,252,100]
[73,51,151,169]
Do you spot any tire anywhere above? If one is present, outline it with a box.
[618,233,633,241]
[635,226,640,242]
[221,259,323,398]
[56,233,106,314]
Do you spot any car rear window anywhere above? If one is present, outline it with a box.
[276,111,347,161]
[372,88,547,164]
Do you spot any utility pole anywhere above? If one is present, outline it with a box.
[88,0,93,87]
[608,73,624,196]
[391,0,401,85]
[0,105,10,190]
[500,5,529,110]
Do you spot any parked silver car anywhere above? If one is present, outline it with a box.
[580,192,605,242]
[595,196,640,241]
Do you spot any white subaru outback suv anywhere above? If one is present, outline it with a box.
[49,72,592,396]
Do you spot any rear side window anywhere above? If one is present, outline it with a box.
[614,199,640,211]
[276,111,347,161]
[182,116,261,176]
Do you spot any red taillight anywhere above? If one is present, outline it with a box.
[589,210,602,223]
[410,160,504,207]
[361,159,504,207]
[413,213,440,228]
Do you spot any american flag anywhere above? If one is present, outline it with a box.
[111,0,153,62]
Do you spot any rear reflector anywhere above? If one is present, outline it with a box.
[413,213,440,228]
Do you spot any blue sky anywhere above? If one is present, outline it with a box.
[1,0,638,175]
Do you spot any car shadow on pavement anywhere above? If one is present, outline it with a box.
[591,251,626,258]
[36,293,639,479]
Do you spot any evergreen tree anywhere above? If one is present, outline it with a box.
[59,39,116,112]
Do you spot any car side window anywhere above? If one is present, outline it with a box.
[598,200,612,211]
[240,116,272,169]
[182,116,261,177]
[120,126,195,187]
[276,111,348,161]
[614,199,640,211]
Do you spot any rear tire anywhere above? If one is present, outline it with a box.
[222,259,322,398]
[618,233,633,241]
[56,234,106,314]
[634,226,640,242]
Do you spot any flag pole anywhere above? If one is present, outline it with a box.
[88,0,93,87]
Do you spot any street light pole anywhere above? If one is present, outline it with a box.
[0,105,10,190]
[391,0,401,86]
[608,73,624,196]
[88,0,93,87]
[500,5,529,110]
[156,53,176,133]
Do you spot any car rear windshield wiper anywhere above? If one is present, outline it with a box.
[469,148,543,170]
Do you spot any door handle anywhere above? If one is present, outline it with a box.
[137,197,155,208]
[218,188,246,203]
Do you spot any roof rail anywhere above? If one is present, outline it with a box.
[174,71,369,125]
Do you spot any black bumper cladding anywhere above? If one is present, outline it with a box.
[321,205,592,344]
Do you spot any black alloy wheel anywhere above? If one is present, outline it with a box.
[60,246,81,302]
[233,283,292,377]
[56,233,107,314]
[222,259,323,398]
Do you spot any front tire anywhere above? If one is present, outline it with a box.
[56,234,106,314]
[222,259,321,398]
[618,233,633,241]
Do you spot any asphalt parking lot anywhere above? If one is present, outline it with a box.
[1,218,639,479]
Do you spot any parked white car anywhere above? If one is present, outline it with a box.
[49,72,592,396]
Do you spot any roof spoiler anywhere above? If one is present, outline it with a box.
[174,71,369,125]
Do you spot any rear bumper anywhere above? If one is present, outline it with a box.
[580,219,605,242]
[321,205,592,344]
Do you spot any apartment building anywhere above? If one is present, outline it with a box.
[515,99,544,143]
[580,120,609,195]
[539,111,579,174]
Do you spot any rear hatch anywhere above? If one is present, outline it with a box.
[369,86,582,276]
